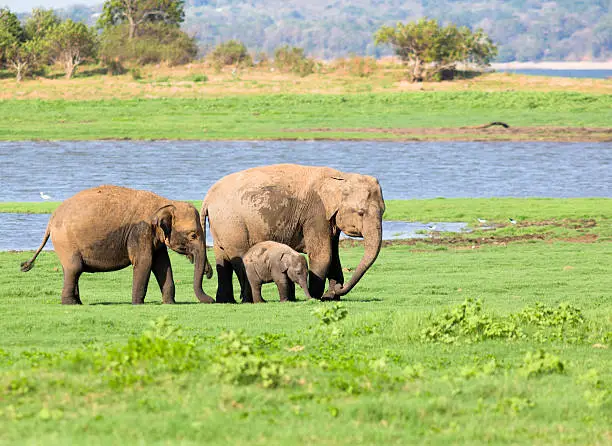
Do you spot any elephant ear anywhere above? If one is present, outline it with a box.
[151,205,176,241]
[320,176,346,221]
[279,252,290,273]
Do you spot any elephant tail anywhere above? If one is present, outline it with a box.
[201,203,213,279]
[21,221,51,272]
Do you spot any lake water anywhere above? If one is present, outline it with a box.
[1,141,611,202]
[0,214,470,251]
[495,69,612,79]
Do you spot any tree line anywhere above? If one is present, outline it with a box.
[1,0,497,83]
[0,0,196,81]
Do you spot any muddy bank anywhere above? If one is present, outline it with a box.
[340,232,599,249]
[287,126,612,142]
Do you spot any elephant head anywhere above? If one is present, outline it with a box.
[319,172,385,297]
[280,252,312,299]
[152,203,214,303]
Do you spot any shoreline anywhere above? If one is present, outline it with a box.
[2,127,611,143]
[491,61,612,70]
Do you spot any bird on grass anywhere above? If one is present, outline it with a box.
[477,218,487,224]
[509,218,517,225]
[40,192,52,200]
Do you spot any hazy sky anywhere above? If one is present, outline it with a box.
[1,0,99,13]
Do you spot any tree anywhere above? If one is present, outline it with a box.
[48,19,97,79]
[3,38,45,81]
[0,8,24,63]
[24,8,60,40]
[98,0,185,39]
[0,8,44,81]
[375,18,497,82]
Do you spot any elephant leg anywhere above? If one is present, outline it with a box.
[152,249,175,304]
[326,232,344,297]
[131,257,152,305]
[215,254,236,304]
[245,263,265,303]
[231,258,253,303]
[59,251,83,305]
[276,276,295,302]
[247,277,265,304]
[303,225,332,300]
[282,279,296,302]
[61,264,83,305]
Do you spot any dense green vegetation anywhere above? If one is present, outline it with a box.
[0,91,610,140]
[54,0,612,61]
[1,234,610,443]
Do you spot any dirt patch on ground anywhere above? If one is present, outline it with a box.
[287,126,612,142]
[341,231,600,249]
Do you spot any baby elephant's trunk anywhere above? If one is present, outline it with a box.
[298,276,313,299]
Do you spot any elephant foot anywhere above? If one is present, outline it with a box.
[61,297,82,305]
[321,291,341,301]
[215,295,237,304]
[163,299,177,304]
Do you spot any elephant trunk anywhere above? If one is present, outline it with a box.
[298,276,313,299]
[193,216,214,303]
[334,216,382,297]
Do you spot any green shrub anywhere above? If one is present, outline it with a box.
[99,23,197,67]
[130,67,142,80]
[209,40,252,69]
[274,45,315,77]
[189,73,208,82]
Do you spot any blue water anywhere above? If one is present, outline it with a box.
[496,69,612,79]
[0,214,469,251]
[1,141,611,202]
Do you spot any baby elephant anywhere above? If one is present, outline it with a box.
[21,185,214,305]
[243,241,312,303]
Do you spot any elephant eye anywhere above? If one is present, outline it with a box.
[357,209,365,216]
[189,232,198,240]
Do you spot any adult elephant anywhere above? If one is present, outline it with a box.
[21,185,214,304]
[201,164,385,303]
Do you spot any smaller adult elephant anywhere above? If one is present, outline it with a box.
[243,241,312,303]
[21,185,214,305]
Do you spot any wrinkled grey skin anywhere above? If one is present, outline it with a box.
[243,241,313,303]
[201,164,385,303]
[21,185,214,305]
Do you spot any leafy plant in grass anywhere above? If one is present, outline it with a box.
[421,298,522,343]
[520,350,564,378]
[91,317,201,388]
[212,330,287,389]
[515,302,586,342]
[312,303,348,325]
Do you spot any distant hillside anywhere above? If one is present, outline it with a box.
[57,0,612,61]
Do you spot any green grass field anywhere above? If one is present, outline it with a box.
[1,91,611,141]
[1,198,611,444]
[3,197,611,221]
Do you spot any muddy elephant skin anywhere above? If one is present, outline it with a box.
[201,164,385,303]
[243,241,313,303]
[21,185,214,305]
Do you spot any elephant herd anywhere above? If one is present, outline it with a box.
[21,164,385,305]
